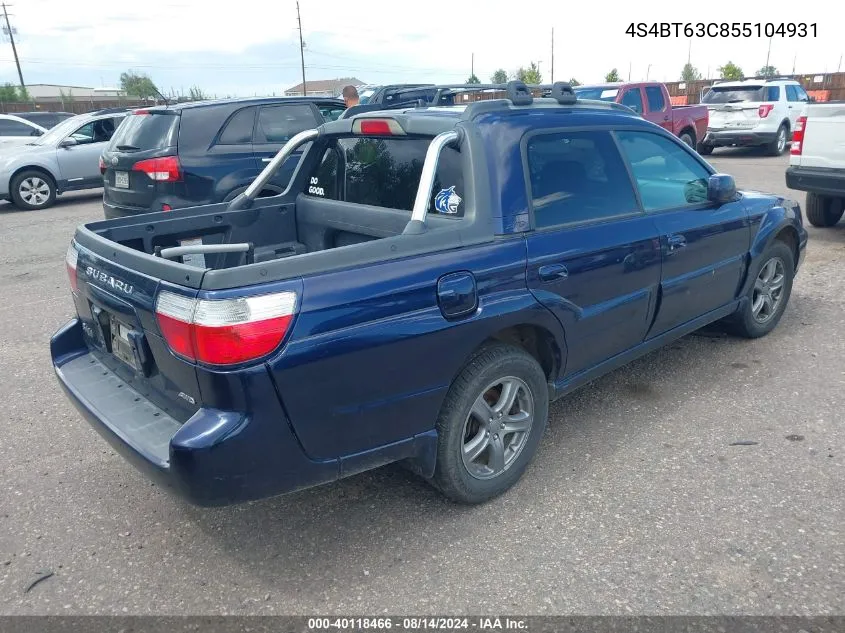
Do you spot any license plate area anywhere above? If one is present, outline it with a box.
[114,171,129,189]
[109,313,144,373]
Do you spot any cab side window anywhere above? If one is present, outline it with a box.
[616,131,711,211]
[527,130,639,228]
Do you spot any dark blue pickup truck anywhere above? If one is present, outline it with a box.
[51,82,807,506]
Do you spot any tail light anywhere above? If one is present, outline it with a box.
[66,243,79,294]
[791,116,807,155]
[155,290,297,366]
[758,104,774,118]
[133,156,182,182]
[162,203,172,212]
[98,156,106,175]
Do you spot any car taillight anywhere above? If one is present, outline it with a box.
[758,104,774,118]
[133,156,182,182]
[155,290,297,366]
[98,156,106,175]
[791,115,807,155]
[66,243,78,294]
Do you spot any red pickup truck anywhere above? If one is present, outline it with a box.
[574,81,709,150]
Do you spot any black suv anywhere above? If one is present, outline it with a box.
[101,97,346,218]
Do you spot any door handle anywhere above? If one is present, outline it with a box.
[261,158,272,162]
[667,234,686,253]
[538,263,569,281]
[663,115,670,121]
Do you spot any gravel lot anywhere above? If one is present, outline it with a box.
[0,149,842,615]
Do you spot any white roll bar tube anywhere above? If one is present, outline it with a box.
[410,130,460,224]
[243,128,320,200]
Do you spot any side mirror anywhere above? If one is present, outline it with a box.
[59,137,78,148]
[707,173,737,204]
[807,96,816,103]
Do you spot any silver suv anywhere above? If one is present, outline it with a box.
[0,110,127,210]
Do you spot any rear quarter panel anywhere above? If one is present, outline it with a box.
[269,238,565,461]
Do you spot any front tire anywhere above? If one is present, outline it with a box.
[10,170,56,210]
[432,343,549,504]
[766,124,788,156]
[805,192,844,227]
[728,241,794,338]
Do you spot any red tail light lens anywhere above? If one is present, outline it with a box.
[162,203,172,212]
[133,156,182,182]
[758,104,774,118]
[353,118,406,136]
[155,290,297,366]
[98,156,106,175]
[791,115,807,155]
[66,243,79,294]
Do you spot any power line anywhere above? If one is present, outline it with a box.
[1,3,24,90]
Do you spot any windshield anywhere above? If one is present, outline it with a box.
[358,89,376,104]
[573,87,620,102]
[28,115,87,146]
[702,86,765,103]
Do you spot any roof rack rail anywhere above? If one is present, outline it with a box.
[427,81,577,106]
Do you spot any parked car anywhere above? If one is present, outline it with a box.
[100,96,346,218]
[14,111,75,130]
[0,110,127,209]
[0,113,47,147]
[573,81,708,149]
[785,101,845,227]
[699,77,810,155]
[358,84,440,107]
[53,82,806,507]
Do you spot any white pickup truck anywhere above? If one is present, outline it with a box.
[786,102,845,227]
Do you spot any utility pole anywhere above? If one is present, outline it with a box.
[628,62,631,81]
[764,36,772,76]
[687,39,691,64]
[792,54,796,75]
[296,1,306,96]
[550,28,554,83]
[1,3,25,92]
[646,64,651,80]
[471,52,474,78]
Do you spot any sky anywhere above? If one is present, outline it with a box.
[0,0,842,97]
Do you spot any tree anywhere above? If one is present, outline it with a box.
[491,69,508,84]
[681,63,702,82]
[605,68,621,82]
[120,70,159,99]
[756,65,779,78]
[0,83,16,102]
[515,62,542,84]
[466,74,480,84]
[188,85,207,101]
[568,78,581,87]
[717,61,743,80]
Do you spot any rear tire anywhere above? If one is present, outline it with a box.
[697,143,714,155]
[727,241,794,339]
[431,343,549,504]
[766,124,788,156]
[679,130,695,149]
[805,192,844,227]
[10,170,56,210]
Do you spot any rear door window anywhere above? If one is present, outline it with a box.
[318,105,346,122]
[218,107,256,144]
[766,86,781,101]
[526,130,639,228]
[255,104,319,144]
[644,86,666,111]
[108,112,179,150]
[306,137,465,216]
[0,118,38,136]
[786,85,799,102]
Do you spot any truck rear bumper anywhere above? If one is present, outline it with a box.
[50,318,341,506]
[786,166,845,197]
[703,129,777,147]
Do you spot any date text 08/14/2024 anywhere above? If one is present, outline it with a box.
[307,617,528,631]
[626,22,817,38]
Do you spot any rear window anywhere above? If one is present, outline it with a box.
[702,85,766,103]
[305,137,465,216]
[108,112,179,150]
[573,87,619,102]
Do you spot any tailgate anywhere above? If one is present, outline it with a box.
[72,242,202,418]
[797,105,845,168]
[707,104,760,130]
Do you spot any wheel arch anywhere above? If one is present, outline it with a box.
[9,164,58,191]
[742,213,801,296]
[678,125,696,145]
